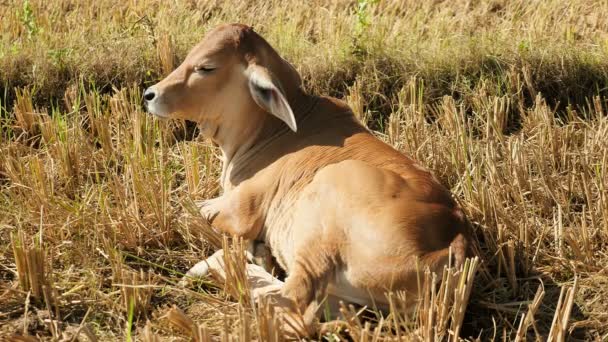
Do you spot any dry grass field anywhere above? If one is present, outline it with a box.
[1,0,608,340]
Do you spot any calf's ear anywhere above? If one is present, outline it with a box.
[247,64,297,132]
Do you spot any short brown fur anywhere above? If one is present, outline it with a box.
[145,23,471,334]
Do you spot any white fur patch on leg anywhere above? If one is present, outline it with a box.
[179,249,227,286]
[179,248,281,290]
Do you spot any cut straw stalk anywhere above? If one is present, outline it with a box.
[514,285,545,342]
[547,276,579,342]
[110,253,156,319]
[11,230,55,308]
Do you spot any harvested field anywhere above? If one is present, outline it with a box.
[1,0,607,340]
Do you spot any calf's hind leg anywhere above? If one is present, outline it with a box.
[279,242,339,334]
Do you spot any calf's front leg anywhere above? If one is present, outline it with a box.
[196,183,265,240]
[181,183,269,283]
[180,242,275,282]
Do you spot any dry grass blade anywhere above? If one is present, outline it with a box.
[162,306,211,342]
[216,236,252,306]
[109,250,156,319]
[414,257,481,341]
[140,321,160,342]
[7,335,40,342]
[514,285,545,342]
[13,88,37,135]
[255,296,284,342]
[163,306,195,336]
[157,33,176,77]
[547,276,580,342]
[10,231,55,309]
[180,199,224,250]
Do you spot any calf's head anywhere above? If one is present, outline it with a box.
[144,24,302,141]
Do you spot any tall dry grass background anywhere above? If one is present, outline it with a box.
[1,0,607,340]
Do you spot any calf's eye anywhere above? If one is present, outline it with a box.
[195,66,216,74]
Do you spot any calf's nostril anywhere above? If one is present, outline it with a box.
[144,89,156,101]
